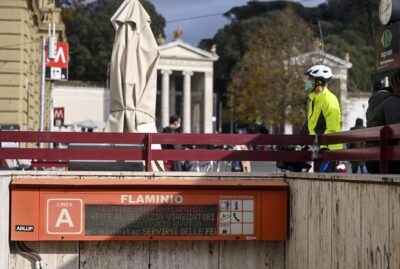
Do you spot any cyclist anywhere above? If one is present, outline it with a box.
[303,64,342,172]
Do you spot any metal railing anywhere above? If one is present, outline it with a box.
[1,123,400,173]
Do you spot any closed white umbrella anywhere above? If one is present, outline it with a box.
[75,119,106,130]
[105,0,163,171]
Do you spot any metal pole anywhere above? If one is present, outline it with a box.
[218,98,222,133]
[317,19,324,52]
[40,36,46,133]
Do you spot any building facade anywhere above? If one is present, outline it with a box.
[156,37,218,133]
[0,0,65,131]
[49,36,219,134]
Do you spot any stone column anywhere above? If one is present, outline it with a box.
[161,70,172,128]
[203,71,213,133]
[182,71,193,133]
[170,77,176,116]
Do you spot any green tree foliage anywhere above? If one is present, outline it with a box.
[322,0,379,91]
[202,2,303,104]
[59,0,165,83]
[327,0,378,41]
[203,0,381,131]
[204,16,272,102]
[227,9,314,133]
[207,0,380,98]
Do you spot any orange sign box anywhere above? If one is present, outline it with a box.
[11,179,288,241]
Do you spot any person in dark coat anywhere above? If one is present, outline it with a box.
[366,71,400,173]
[161,115,182,171]
[349,118,367,173]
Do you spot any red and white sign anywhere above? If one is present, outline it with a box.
[53,107,64,126]
[46,42,68,68]
[54,107,64,121]
[46,198,83,235]
[45,42,69,80]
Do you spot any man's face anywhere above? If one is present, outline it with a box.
[173,119,181,129]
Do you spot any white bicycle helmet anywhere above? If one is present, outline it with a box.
[304,64,332,83]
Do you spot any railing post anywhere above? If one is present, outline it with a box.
[380,126,391,174]
[314,159,321,172]
[311,135,320,172]
[145,133,152,172]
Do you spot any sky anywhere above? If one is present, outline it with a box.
[149,0,326,45]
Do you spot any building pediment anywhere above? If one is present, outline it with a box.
[293,49,352,69]
[159,40,218,62]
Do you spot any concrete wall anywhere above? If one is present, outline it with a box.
[1,171,399,269]
[0,174,11,269]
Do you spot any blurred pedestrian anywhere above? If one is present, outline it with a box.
[348,118,367,173]
[161,115,182,171]
[232,145,251,172]
[366,71,400,173]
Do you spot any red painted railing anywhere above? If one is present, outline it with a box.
[320,124,400,173]
[1,123,400,173]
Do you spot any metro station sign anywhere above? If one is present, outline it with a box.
[53,107,64,127]
[45,42,68,80]
[47,198,83,234]
[10,179,288,241]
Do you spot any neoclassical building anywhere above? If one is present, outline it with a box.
[156,35,218,133]
[0,0,65,131]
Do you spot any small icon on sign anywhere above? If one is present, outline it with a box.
[234,201,239,210]
[220,213,229,222]
[220,200,230,211]
[51,67,62,80]
[219,224,230,235]
[233,213,240,222]
[231,200,242,211]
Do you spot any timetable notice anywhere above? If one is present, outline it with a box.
[85,204,218,237]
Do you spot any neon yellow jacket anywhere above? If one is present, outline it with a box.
[307,87,343,150]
